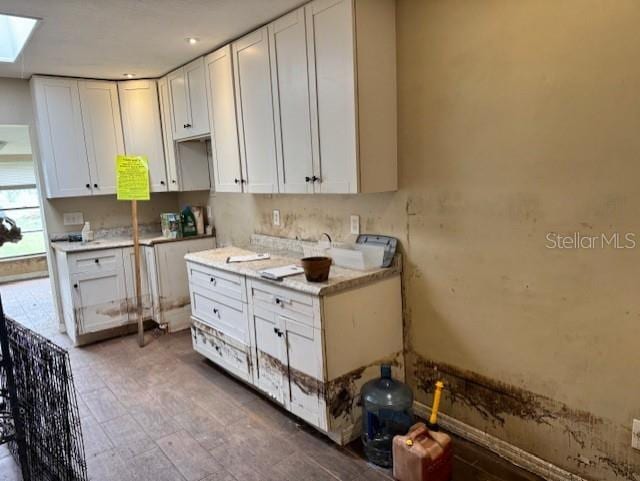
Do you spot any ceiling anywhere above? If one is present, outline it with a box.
[0,0,304,80]
[0,125,31,156]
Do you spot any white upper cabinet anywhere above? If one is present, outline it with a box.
[118,80,168,192]
[232,27,279,193]
[205,45,242,192]
[306,0,397,193]
[157,76,180,190]
[167,57,210,140]
[269,7,315,194]
[78,80,125,195]
[31,77,92,198]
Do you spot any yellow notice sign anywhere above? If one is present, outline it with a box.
[116,155,150,201]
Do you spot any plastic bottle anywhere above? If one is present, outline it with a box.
[361,364,414,467]
[181,206,197,237]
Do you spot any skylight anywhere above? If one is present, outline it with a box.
[0,13,38,63]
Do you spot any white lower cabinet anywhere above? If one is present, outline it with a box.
[186,260,403,444]
[71,264,128,335]
[55,237,216,345]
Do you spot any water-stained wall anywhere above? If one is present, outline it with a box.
[209,1,640,480]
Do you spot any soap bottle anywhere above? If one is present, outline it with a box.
[81,222,93,243]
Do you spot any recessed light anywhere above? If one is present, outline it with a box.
[123,73,135,78]
[186,37,199,45]
[0,13,39,63]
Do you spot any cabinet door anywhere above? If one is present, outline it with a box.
[155,237,216,330]
[283,316,325,428]
[158,76,180,190]
[122,246,152,321]
[233,27,279,193]
[306,0,358,193]
[167,67,190,140]
[31,77,92,198]
[184,57,210,138]
[269,8,315,194]
[205,46,243,192]
[252,307,287,404]
[78,80,125,195]
[118,80,168,192]
[71,266,128,335]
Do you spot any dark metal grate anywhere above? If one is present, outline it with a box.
[0,298,88,481]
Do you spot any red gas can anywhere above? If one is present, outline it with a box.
[392,422,453,481]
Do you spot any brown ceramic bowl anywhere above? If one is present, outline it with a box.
[301,256,332,282]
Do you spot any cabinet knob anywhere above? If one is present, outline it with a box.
[86,183,91,189]
[73,283,78,289]
[172,179,177,184]
[213,308,219,315]
[241,179,246,184]
[273,327,283,337]
[184,123,192,128]
[305,176,311,182]
[94,259,99,264]
[160,180,165,185]
[312,176,320,183]
[94,183,98,188]
[274,297,281,305]
[234,178,240,184]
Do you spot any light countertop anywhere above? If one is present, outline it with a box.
[50,233,214,253]
[184,245,401,296]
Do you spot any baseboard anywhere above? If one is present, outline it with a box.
[413,401,587,481]
[0,270,49,285]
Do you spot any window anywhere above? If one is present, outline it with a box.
[0,125,44,259]
[0,188,45,259]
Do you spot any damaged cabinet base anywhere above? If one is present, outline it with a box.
[187,261,403,444]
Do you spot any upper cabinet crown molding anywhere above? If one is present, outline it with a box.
[118,79,168,192]
[167,57,210,141]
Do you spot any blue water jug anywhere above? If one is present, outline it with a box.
[361,364,414,467]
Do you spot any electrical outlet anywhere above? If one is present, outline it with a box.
[63,212,83,226]
[273,209,280,227]
[632,419,640,450]
[350,214,360,235]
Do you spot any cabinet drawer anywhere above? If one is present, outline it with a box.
[190,284,249,345]
[187,262,246,302]
[249,279,319,328]
[191,321,252,383]
[68,248,123,274]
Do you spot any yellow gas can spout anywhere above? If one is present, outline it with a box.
[427,381,444,431]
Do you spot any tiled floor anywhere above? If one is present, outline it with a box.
[0,278,543,481]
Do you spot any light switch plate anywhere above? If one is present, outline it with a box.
[63,212,84,226]
[633,419,640,450]
[350,215,360,235]
[273,209,280,227]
